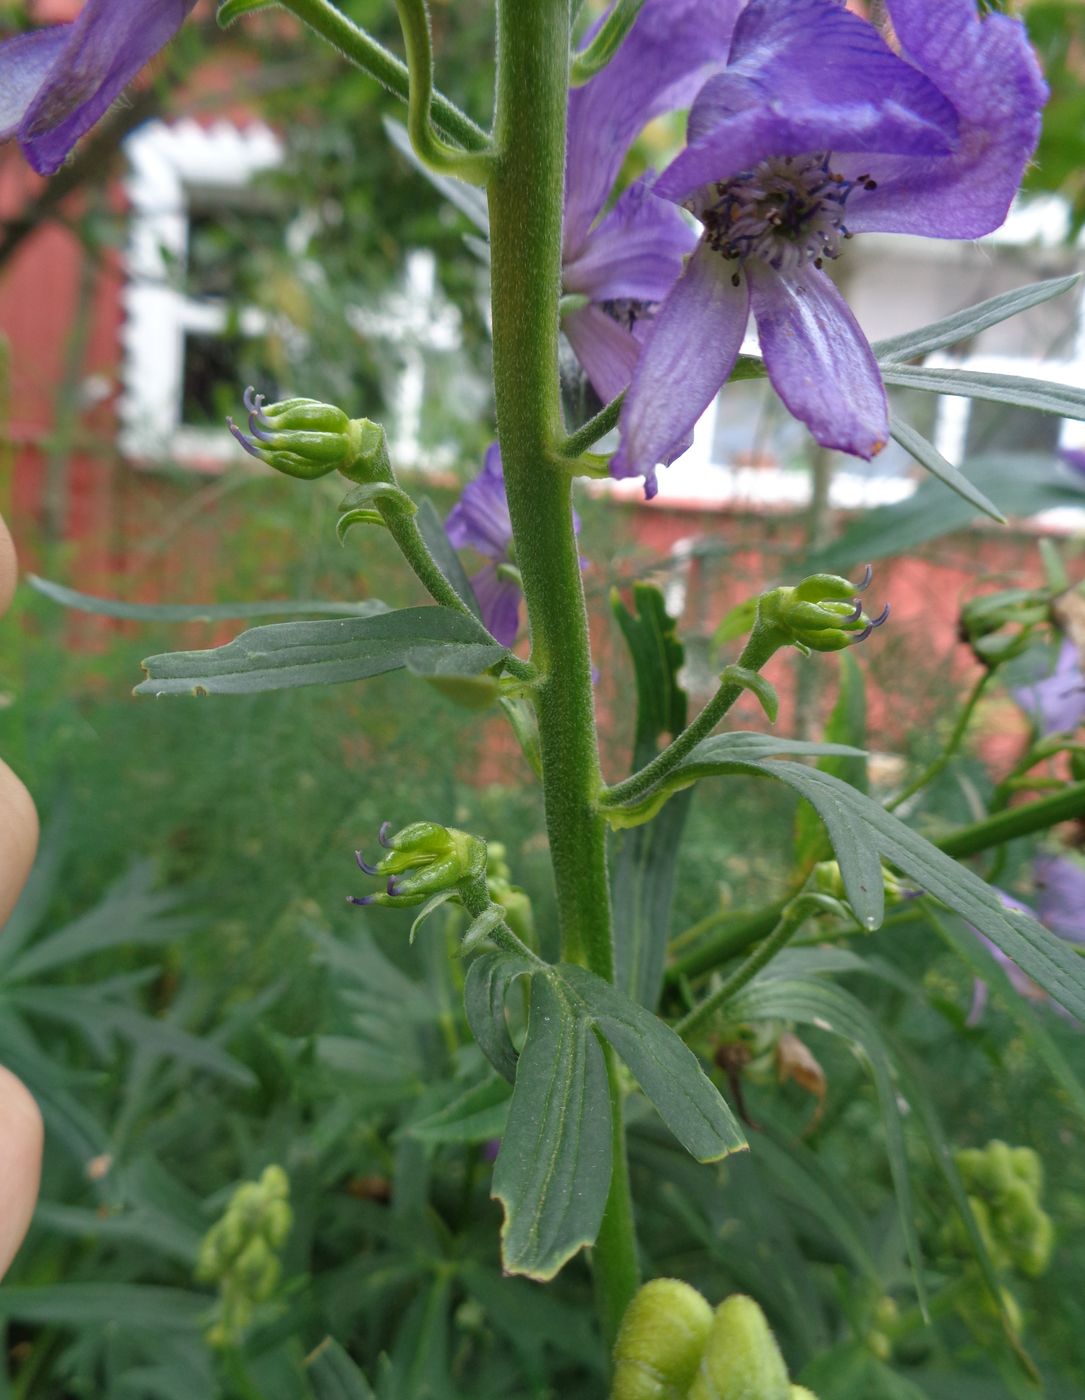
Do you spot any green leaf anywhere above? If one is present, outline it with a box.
[463,950,535,1083]
[610,792,692,1008]
[305,1338,376,1400]
[136,606,505,696]
[0,862,191,982]
[558,964,746,1162]
[795,651,867,867]
[727,977,925,1310]
[492,974,612,1280]
[604,732,866,830]
[680,755,1085,1016]
[611,582,688,766]
[888,417,1006,522]
[415,497,486,623]
[0,1284,208,1330]
[610,582,692,1007]
[406,1074,510,1145]
[805,454,1085,575]
[880,363,1085,422]
[28,574,386,623]
[872,274,1080,363]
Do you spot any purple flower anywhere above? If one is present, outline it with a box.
[612,0,1047,496]
[1012,638,1085,737]
[446,444,585,646]
[560,0,741,403]
[445,443,523,648]
[968,871,1083,1023]
[1034,855,1085,945]
[0,1,195,176]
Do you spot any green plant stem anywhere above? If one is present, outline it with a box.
[488,0,638,1337]
[675,895,829,1040]
[886,670,991,812]
[569,0,645,85]
[601,623,782,809]
[666,781,1085,984]
[557,391,625,459]
[278,0,488,152]
[937,780,1085,859]
[393,0,494,182]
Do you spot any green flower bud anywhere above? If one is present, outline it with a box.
[350,821,487,909]
[790,1388,819,1399]
[259,1164,290,1201]
[757,566,889,655]
[688,1295,790,1400]
[228,387,391,485]
[611,1279,714,1400]
[235,1237,273,1292]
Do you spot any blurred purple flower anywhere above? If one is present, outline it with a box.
[446,443,520,647]
[968,868,1083,1024]
[612,0,1047,496]
[1061,447,1085,476]
[0,0,196,176]
[446,444,585,647]
[1034,855,1085,945]
[1012,638,1085,737]
[560,0,741,403]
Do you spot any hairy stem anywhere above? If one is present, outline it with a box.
[279,0,489,152]
[488,0,637,1336]
[675,894,832,1040]
[393,0,495,181]
[601,623,782,809]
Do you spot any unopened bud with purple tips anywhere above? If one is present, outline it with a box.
[348,820,487,909]
[759,566,889,654]
[227,386,390,485]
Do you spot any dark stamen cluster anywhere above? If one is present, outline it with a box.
[697,153,876,278]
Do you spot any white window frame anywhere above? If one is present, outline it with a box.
[120,118,284,467]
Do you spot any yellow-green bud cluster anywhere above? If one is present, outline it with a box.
[195,1164,292,1347]
[612,1284,817,1400]
[948,1140,1053,1278]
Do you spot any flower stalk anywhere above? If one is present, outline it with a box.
[393,0,495,183]
[488,0,638,1338]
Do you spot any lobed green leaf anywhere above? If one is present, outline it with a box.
[136,606,505,696]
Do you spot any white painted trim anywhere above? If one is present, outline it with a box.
[120,119,284,462]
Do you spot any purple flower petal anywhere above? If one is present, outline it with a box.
[656,0,958,203]
[445,442,513,561]
[0,25,70,141]
[747,260,888,460]
[470,563,521,648]
[563,304,643,406]
[1034,856,1085,945]
[1012,638,1085,737]
[840,0,1047,239]
[613,240,749,495]
[10,0,196,176]
[563,177,697,305]
[564,0,740,258]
